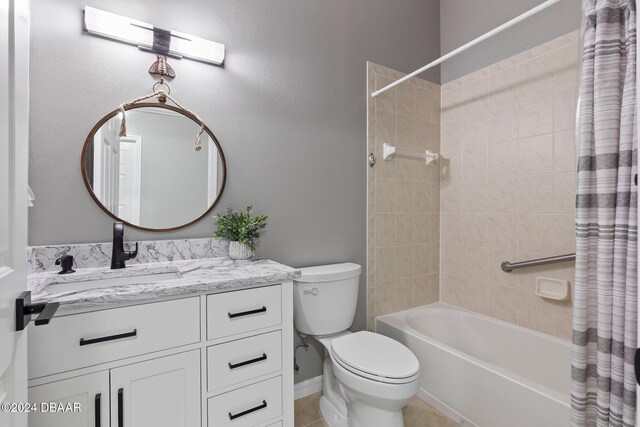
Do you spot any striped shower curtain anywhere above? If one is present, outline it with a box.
[572,0,638,426]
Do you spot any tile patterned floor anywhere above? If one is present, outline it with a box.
[294,392,459,427]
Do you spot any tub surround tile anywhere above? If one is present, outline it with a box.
[439,30,579,340]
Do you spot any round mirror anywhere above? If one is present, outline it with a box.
[81,103,226,232]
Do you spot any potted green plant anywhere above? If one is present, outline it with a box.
[213,205,268,260]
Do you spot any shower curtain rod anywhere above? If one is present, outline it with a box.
[371,0,563,98]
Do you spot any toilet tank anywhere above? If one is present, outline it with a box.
[293,263,361,336]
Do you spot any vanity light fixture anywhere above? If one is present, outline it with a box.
[82,6,225,66]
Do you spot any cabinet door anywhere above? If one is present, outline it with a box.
[28,371,109,427]
[111,350,200,427]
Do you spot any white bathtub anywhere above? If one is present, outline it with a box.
[376,303,571,427]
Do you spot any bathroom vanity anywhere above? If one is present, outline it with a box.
[25,255,299,427]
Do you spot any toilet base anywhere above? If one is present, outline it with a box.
[346,400,405,427]
[320,395,348,427]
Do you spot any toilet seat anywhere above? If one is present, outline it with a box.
[330,331,419,385]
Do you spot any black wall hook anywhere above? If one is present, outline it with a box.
[15,291,59,331]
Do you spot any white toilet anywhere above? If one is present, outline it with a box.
[293,263,419,427]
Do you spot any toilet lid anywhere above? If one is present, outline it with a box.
[330,331,419,381]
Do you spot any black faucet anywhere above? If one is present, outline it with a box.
[111,223,139,269]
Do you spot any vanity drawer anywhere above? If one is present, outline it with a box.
[207,376,282,427]
[207,285,281,340]
[28,297,200,379]
[207,330,282,391]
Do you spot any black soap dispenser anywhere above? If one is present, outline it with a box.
[55,255,75,275]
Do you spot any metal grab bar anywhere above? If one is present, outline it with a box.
[501,253,576,273]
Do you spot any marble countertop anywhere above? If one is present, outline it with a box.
[29,257,301,313]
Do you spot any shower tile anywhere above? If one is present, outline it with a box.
[462,279,488,315]
[415,183,432,213]
[462,112,488,149]
[488,139,518,178]
[486,214,518,251]
[427,243,440,273]
[463,246,488,281]
[441,244,462,275]
[415,120,439,152]
[440,150,463,183]
[413,275,431,306]
[396,246,416,279]
[553,86,578,132]
[518,291,554,335]
[488,66,519,108]
[376,110,397,146]
[441,182,462,213]
[462,214,488,248]
[396,213,415,245]
[487,178,518,214]
[396,277,414,310]
[396,180,415,213]
[441,274,463,306]
[553,44,579,91]
[463,77,488,116]
[414,244,431,275]
[376,142,397,179]
[553,214,576,254]
[397,82,415,118]
[487,249,519,288]
[518,52,554,98]
[415,213,433,244]
[415,86,432,121]
[375,247,396,283]
[441,120,463,152]
[518,174,554,214]
[553,301,573,340]
[518,215,554,254]
[375,213,396,247]
[462,179,488,213]
[442,213,463,246]
[487,103,518,142]
[375,75,397,113]
[518,93,553,138]
[518,133,554,175]
[376,280,397,315]
[553,172,576,214]
[397,158,415,181]
[441,86,463,122]
[376,178,396,213]
[488,284,519,323]
[553,129,577,173]
[463,146,488,181]
[397,115,415,148]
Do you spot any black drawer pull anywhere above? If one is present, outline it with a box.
[228,353,267,370]
[117,388,123,427]
[95,393,101,427]
[80,329,137,346]
[228,400,267,420]
[228,306,267,319]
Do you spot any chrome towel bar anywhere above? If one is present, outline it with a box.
[501,253,576,273]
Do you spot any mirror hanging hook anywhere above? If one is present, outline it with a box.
[152,78,171,103]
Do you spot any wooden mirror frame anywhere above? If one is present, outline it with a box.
[81,102,227,232]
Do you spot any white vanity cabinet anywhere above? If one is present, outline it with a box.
[29,371,109,427]
[27,282,294,427]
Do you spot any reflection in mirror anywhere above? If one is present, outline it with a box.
[83,105,226,231]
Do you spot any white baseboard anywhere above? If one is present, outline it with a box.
[294,375,323,400]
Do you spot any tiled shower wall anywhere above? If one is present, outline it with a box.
[366,63,441,330]
[439,30,580,339]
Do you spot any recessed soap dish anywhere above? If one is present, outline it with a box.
[535,277,570,301]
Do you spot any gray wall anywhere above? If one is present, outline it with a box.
[440,0,582,83]
[28,0,440,383]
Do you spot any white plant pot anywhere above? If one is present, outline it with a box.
[229,241,253,260]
